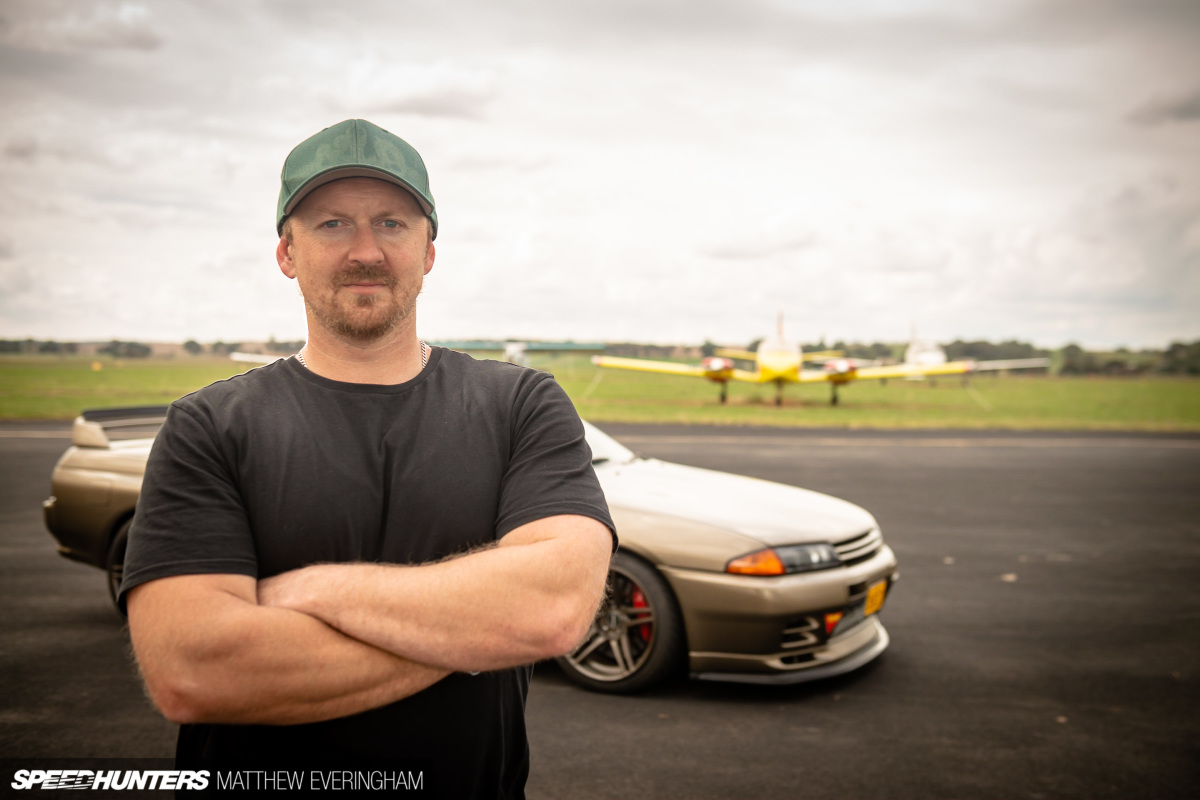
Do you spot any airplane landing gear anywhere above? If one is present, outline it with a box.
[719,382,728,404]
[830,384,839,406]
[775,382,783,407]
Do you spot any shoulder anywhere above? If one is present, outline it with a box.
[169,358,296,423]
[434,348,543,379]
[433,348,555,394]
[429,348,576,428]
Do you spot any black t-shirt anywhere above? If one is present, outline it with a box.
[120,347,615,799]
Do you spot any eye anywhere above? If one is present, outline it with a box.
[381,219,401,229]
[321,220,342,229]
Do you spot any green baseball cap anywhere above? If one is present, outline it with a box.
[276,119,437,239]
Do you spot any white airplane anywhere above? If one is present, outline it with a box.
[900,332,1049,383]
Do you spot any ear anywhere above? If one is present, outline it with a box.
[423,241,436,276]
[277,237,296,279]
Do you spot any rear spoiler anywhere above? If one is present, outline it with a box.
[73,406,171,448]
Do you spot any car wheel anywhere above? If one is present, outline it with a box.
[106,519,131,617]
[556,552,685,693]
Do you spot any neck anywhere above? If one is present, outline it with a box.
[299,320,426,385]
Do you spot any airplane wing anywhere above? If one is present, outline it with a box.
[715,347,845,363]
[846,361,979,380]
[592,355,718,378]
[591,355,763,383]
[787,361,978,383]
[848,358,1049,380]
[970,358,1050,372]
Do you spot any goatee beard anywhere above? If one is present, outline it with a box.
[304,266,422,342]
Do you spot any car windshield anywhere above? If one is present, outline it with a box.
[582,420,636,465]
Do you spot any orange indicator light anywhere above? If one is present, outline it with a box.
[824,612,844,634]
[726,549,786,576]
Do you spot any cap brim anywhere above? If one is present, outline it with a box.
[283,167,434,217]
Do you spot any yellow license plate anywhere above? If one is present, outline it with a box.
[864,579,888,616]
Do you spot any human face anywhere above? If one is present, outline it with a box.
[276,177,435,342]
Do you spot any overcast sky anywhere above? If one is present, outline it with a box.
[2,0,1198,349]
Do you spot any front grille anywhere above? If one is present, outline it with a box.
[835,528,882,565]
[780,615,820,649]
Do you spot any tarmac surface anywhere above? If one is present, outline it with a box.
[1,421,1197,798]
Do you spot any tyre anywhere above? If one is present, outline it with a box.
[556,552,685,693]
[106,519,131,617]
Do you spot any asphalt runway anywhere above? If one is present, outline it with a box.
[1,422,1197,799]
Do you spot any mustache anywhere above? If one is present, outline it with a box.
[335,264,398,287]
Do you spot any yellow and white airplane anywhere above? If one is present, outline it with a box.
[591,316,1049,406]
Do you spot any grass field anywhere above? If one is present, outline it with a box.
[0,356,256,420]
[3,354,1199,430]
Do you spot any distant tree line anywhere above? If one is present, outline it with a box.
[3,337,1199,375]
[803,341,897,360]
[0,339,79,354]
[267,338,306,353]
[943,340,1048,361]
[1162,340,1200,375]
[606,342,705,359]
[181,337,303,356]
[98,340,152,358]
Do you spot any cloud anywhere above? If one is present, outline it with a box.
[1,2,162,53]
[1,0,1198,348]
[956,176,1200,346]
[316,57,497,119]
[445,152,551,173]
[3,137,37,161]
[702,231,816,261]
[376,88,492,120]
[1127,86,1200,126]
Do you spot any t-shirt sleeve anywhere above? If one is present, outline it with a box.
[117,401,259,612]
[494,374,617,550]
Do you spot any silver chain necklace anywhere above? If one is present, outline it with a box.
[296,342,427,370]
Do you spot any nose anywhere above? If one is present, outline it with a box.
[346,223,385,266]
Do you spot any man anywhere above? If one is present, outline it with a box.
[120,119,616,798]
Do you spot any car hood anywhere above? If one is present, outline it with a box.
[595,457,878,546]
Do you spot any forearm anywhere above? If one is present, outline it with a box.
[127,576,450,726]
[260,516,613,673]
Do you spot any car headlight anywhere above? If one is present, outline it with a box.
[726,543,841,576]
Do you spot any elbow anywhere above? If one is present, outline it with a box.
[145,676,204,725]
[538,594,602,659]
[538,561,610,658]
[141,667,223,725]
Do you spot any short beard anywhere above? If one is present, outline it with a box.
[303,264,422,342]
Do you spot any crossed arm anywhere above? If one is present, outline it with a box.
[126,515,613,726]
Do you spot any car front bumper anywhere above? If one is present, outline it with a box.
[660,544,898,682]
[691,616,890,684]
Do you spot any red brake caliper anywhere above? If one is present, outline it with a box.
[632,587,652,642]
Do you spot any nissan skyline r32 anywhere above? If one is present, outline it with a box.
[44,407,898,693]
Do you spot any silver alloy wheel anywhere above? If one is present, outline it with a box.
[563,564,656,682]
